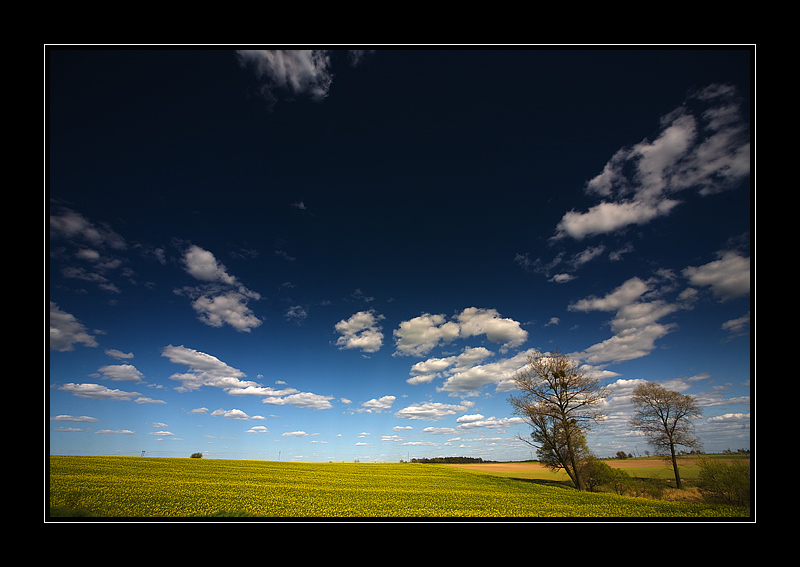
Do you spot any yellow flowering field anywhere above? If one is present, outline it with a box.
[48,456,749,518]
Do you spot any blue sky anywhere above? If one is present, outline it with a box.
[48,48,752,462]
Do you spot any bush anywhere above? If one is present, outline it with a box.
[190,452,203,459]
[579,456,631,494]
[697,458,750,507]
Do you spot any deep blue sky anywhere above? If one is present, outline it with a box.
[48,48,752,461]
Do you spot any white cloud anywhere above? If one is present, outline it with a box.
[683,250,750,301]
[58,383,141,401]
[225,383,334,410]
[335,309,385,353]
[456,308,528,353]
[183,245,237,285]
[96,364,144,382]
[555,199,681,241]
[567,275,694,366]
[105,349,134,360]
[191,289,263,332]
[261,391,334,410]
[394,400,475,421]
[285,305,308,323]
[721,311,750,339]
[49,302,98,352]
[455,414,525,431]
[393,313,460,357]
[553,84,749,241]
[162,345,258,392]
[50,415,100,423]
[440,349,535,394]
[237,50,333,105]
[50,207,127,251]
[408,346,495,386]
[360,395,396,413]
[211,408,265,421]
[282,431,309,437]
[247,426,270,434]
[394,308,527,357]
[179,245,262,332]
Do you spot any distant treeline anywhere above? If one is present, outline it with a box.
[410,456,487,464]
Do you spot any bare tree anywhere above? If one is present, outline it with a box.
[508,348,607,491]
[628,381,703,489]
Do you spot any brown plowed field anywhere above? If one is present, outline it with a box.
[445,458,746,473]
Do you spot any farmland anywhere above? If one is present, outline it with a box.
[48,455,750,519]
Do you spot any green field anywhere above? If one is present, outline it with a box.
[48,455,750,518]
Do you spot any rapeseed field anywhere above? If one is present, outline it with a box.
[48,455,749,518]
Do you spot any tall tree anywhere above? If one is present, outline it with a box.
[628,381,703,489]
[508,348,607,491]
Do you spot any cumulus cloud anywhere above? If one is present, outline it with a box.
[237,50,373,108]
[179,245,262,332]
[226,383,334,410]
[58,383,142,401]
[394,400,475,421]
[262,392,334,410]
[455,414,525,431]
[683,250,750,301]
[456,308,528,353]
[50,207,127,251]
[95,364,144,382]
[393,313,460,357]
[335,309,385,353]
[408,346,494,386]
[360,395,396,413]
[394,308,527,357]
[553,84,749,241]
[568,275,692,366]
[210,408,265,421]
[237,50,333,106]
[183,245,237,285]
[49,302,98,352]
[162,344,258,392]
[50,207,130,293]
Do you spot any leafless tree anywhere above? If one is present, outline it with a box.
[628,381,703,489]
[508,348,607,491]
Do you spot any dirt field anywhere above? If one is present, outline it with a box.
[445,457,746,473]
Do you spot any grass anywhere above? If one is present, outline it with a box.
[48,455,750,519]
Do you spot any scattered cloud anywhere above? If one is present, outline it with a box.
[236,49,373,108]
[237,50,334,106]
[393,308,527,357]
[359,395,396,413]
[58,383,142,401]
[105,349,134,360]
[179,245,263,332]
[394,400,475,421]
[335,309,385,353]
[683,250,750,301]
[49,302,98,352]
[553,84,749,241]
[95,364,144,382]
[162,345,258,392]
[211,408,265,421]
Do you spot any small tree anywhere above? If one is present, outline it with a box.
[508,348,608,491]
[697,458,750,507]
[628,382,702,489]
[190,452,203,458]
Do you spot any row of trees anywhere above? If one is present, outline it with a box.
[508,348,705,491]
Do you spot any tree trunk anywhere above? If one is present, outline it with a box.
[669,443,682,490]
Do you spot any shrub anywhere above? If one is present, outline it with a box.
[697,458,750,507]
[579,456,631,494]
[190,452,203,459]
